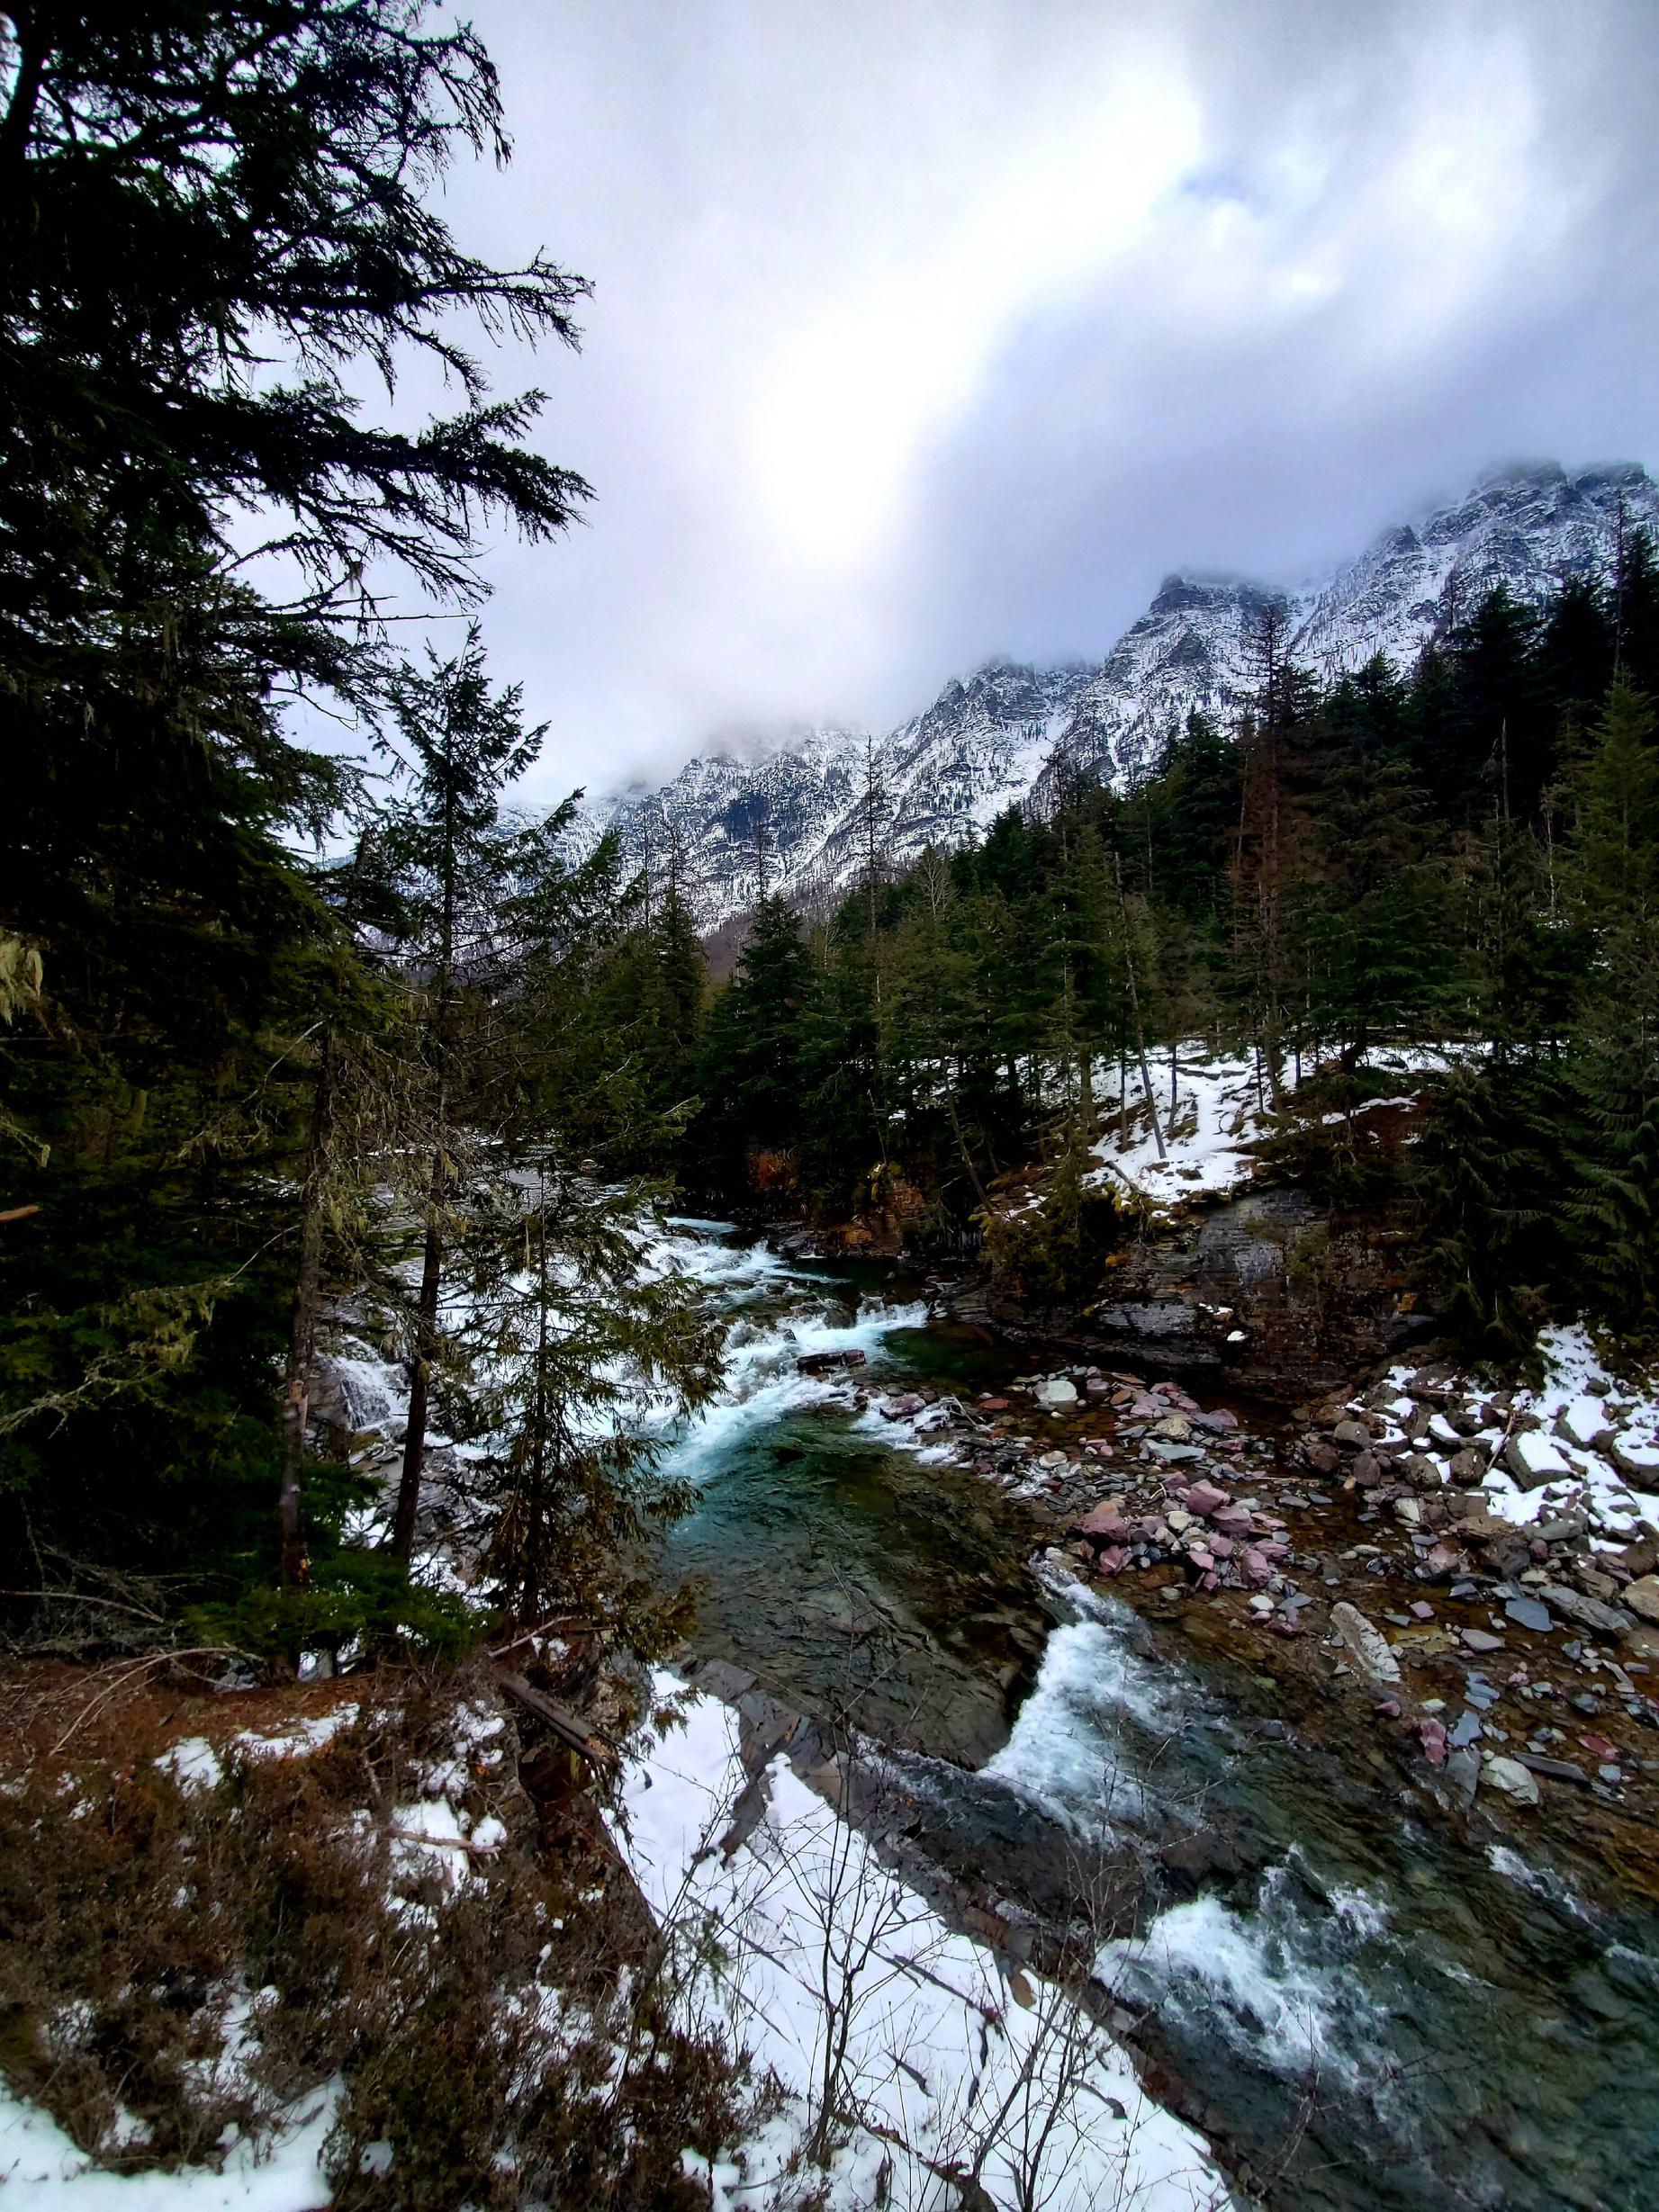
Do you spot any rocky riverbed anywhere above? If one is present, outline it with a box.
[628,1218,1659,2208]
[839,1303,1659,1904]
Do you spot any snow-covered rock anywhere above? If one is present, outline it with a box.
[1506,1431,1575,1485]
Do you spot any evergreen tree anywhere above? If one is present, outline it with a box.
[369,629,545,1565]
[465,1165,723,1636]
[1415,1064,1557,1356]
[1,3,597,1628]
[692,895,816,1200]
[1557,680,1659,1325]
[1614,530,1659,696]
[1299,658,1457,1072]
[1536,571,1616,734]
[1438,586,1550,823]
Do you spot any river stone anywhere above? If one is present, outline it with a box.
[1150,1412,1193,1442]
[1033,1376,1078,1408]
[1182,1479,1231,1516]
[1536,1582,1635,1638]
[1460,1628,1505,1654]
[1445,1746,1482,1806]
[1076,1504,1131,1542]
[1505,1596,1554,1633]
[1625,1574,1659,1624]
[1516,1751,1591,1784]
[1332,1419,1372,1451]
[1557,1397,1616,1450]
[1483,1755,1542,1806]
[1330,1601,1402,1683]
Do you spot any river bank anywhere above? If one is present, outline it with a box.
[653,1218,1659,2211]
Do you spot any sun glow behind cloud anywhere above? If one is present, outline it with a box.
[746,49,1204,573]
[455,0,1659,794]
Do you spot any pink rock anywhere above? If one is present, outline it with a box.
[1188,1546,1216,1572]
[1271,1612,1304,1638]
[980,1397,1009,1412]
[1208,1534,1236,1559]
[1184,1479,1232,1517]
[1076,1505,1131,1542]
[1136,1516,1168,1542]
[1201,1571,1220,1590]
[1417,1718,1447,1768]
[1375,1699,1402,1718]
[1212,1506,1256,1536]
[1410,1601,1434,1620]
[1240,1546,1275,1587]
[1096,1545,1131,1576]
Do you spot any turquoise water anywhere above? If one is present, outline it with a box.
[657,1222,1659,2212]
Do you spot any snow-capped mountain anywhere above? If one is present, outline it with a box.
[590,461,1659,931]
[587,661,1093,920]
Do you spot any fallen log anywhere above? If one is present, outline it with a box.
[492,1665,617,1767]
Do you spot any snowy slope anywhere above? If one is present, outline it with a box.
[1294,460,1659,680]
[589,462,1659,931]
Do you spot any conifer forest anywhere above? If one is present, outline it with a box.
[5,9,1659,2212]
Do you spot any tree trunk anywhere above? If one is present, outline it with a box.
[1113,850,1166,1160]
[392,1187,445,1567]
[392,766,458,1569]
[280,1030,334,1588]
[942,1067,987,1208]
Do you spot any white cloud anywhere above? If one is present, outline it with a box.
[401,0,1659,802]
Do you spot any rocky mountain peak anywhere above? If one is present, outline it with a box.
[587,460,1658,932]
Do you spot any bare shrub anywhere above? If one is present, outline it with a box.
[0,1667,753,2207]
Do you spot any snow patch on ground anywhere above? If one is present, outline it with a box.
[1085,1047,1446,1217]
[0,2076,339,2209]
[1378,1322,1659,1539]
[618,1674,1230,2211]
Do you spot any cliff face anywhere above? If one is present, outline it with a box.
[586,461,1659,931]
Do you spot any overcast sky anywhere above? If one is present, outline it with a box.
[416,0,1659,802]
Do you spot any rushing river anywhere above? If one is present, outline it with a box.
[650,1219,1659,2212]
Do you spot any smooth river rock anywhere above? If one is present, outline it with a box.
[1330,1601,1402,1683]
